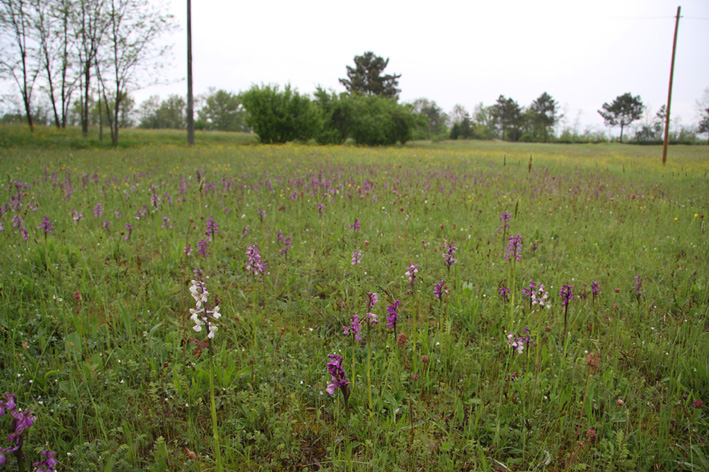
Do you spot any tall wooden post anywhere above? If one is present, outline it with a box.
[186,0,195,146]
[662,6,680,165]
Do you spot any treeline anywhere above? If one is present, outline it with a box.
[416,93,562,143]
[3,26,708,147]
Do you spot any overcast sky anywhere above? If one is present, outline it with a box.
[0,0,697,133]
[141,0,708,132]
[141,0,709,132]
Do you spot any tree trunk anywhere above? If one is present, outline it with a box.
[111,98,120,145]
[98,94,103,141]
[22,92,34,131]
[82,65,91,136]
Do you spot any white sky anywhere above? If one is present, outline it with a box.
[139,0,708,132]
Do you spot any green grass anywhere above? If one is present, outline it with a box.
[0,123,258,149]
[0,132,707,471]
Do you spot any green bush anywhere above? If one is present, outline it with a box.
[239,84,320,144]
[313,88,353,145]
[346,94,415,145]
[314,92,416,146]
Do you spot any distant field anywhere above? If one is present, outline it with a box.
[0,124,259,149]
[0,133,707,471]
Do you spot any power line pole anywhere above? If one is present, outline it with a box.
[186,0,195,146]
[662,6,680,166]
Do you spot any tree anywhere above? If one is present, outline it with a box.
[699,109,709,145]
[0,0,40,131]
[239,84,320,144]
[138,94,184,129]
[697,88,709,145]
[411,98,447,140]
[598,93,644,143]
[471,102,495,139]
[448,104,473,140]
[197,89,247,132]
[313,87,353,144]
[33,0,78,128]
[74,0,106,137]
[346,94,415,145]
[313,89,416,145]
[448,104,467,127]
[529,92,558,142]
[490,95,522,141]
[635,106,666,144]
[96,0,176,145]
[339,51,401,98]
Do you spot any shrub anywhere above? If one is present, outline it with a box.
[240,84,320,144]
[314,92,416,146]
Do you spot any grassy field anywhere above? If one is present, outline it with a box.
[0,129,707,471]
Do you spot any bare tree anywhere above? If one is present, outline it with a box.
[97,0,175,144]
[0,0,40,131]
[33,0,78,128]
[74,0,105,136]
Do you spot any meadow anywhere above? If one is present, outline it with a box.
[0,131,708,471]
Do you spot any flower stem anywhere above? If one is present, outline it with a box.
[367,323,373,415]
[579,367,591,431]
[509,259,516,331]
[209,357,223,472]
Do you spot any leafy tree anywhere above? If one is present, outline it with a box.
[138,94,184,129]
[197,89,248,132]
[698,109,709,145]
[697,88,709,145]
[471,102,496,139]
[598,93,644,143]
[529,92,558,142]
[313,87,354,144]
[449,122,460,140]
[347,94,414,145]
[339,51,401,98]
[411,98,447,140]
[314,90,415,145]
[635,106,666,143]
[240,84,320,144]
[490,95,522,141]
[448,105,473,140]
[459,115,473,139]
[448,104,468,127]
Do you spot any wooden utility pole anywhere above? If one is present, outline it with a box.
[662,6,681,165]
[186,0,195,146]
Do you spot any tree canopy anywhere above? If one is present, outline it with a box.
[699,108,709,145]
[197,89,248,132]
[598,93,644,143]
[138,95,185,129]
[529,92,558,142]
[491,95,522,141]
[314,89,416,145]
[411,98,447,140]
[239,84,320,144]
[339,52,401,98]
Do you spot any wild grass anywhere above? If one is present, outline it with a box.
[0,136,707,471]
